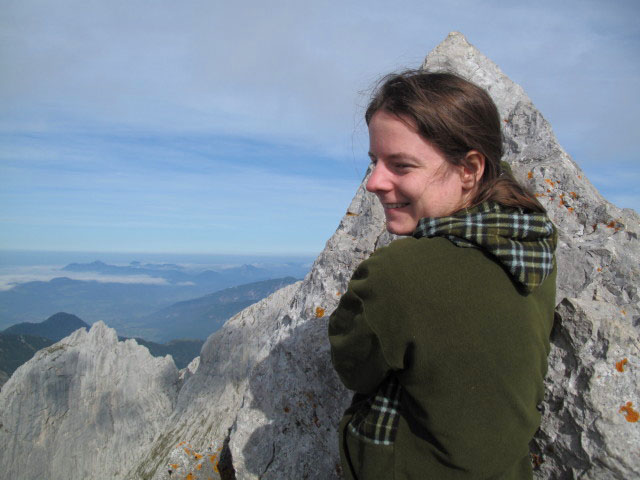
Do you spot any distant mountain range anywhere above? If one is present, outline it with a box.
[0,259,309,328]
[3,312,89,341]
[0,276,300,386]
[0,312,204,389]
[129,276,300,342]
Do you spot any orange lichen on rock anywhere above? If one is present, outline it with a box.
[209,454,217,464]
[194,453,203,460]
[568,207,574,213]
[183,447,192,456]
[597,267,602,272]
[607,220,616,228]
[185,473,195,480]
[171,463,180,469]
[527,171,533,179]
[616,358,629,372]
[621,310,626,315]
[315,307,325,318]
[196,463,203,471]
[619,402,639,422]
[544,179,555,187]
[178,441,186,447]
[346,211,359,216]
[531,453,544,469]
[570,191,578,199]
[535,193,545,198]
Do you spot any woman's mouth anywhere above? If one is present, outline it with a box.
[383,202,410,209]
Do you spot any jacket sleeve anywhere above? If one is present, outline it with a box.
[328,251,408,394]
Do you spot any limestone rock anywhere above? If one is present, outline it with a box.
[533,298,640,479]
[178,355,200,384]
[0,321,179,480]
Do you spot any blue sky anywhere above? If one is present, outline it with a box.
[1,0,638,255]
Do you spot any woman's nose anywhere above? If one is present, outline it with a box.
[366,162,391,193]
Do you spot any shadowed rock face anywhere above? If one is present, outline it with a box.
[0,32,638,480]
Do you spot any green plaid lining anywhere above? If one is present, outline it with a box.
[413,202,557,292]
[347,375,402,445]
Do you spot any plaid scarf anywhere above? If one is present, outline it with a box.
[412,202,557,292]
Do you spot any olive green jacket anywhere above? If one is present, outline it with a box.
[329,235,556,479]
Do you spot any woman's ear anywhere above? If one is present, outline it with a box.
[460,150,485,190]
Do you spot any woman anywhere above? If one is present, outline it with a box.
[328,71,557,479]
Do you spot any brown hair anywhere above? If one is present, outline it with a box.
[365,70,544,213]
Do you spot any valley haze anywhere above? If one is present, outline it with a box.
[0,251,313,333]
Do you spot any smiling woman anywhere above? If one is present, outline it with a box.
[329,70,558,479]
[366,110,477,233]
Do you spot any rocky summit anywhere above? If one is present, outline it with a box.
[1,32,638,480]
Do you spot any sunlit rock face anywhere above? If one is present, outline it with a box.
[0,321,179,480]
[1,32,638,480]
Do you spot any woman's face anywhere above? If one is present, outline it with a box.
[366,110,467,235]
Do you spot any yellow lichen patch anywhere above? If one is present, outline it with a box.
[619,402,639,422]
[209,454,217,464]
[170,463,180,470]
[622,310,626,315]
[196,463,203,471]
[346,211,359,217]
[544,179,555,187]
[315,307,325,318]
[527,171,533,179]
[616,358,629,372]
[214,463,220,473]
[597,267,602,272]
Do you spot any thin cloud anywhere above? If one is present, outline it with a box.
[0,265,169,291]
